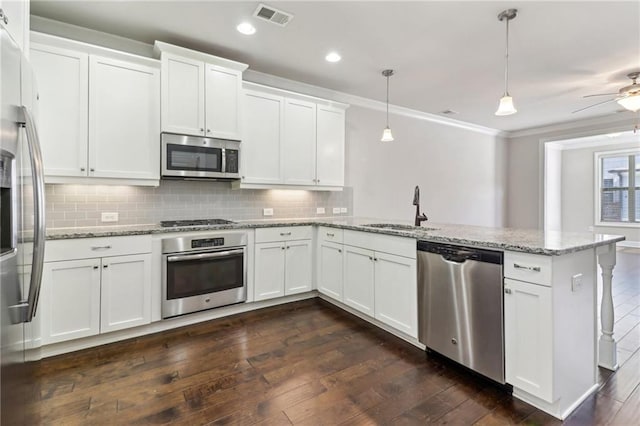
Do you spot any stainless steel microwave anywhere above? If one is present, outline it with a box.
[161,133,240,180]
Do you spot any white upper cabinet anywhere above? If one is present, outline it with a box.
[30,32,161,185]
[89,56,160,180]
[30,43,88,177]
[237,82,348,190]
[155,42,247,139]
[161,54,205,136]
[283,98,317,185]
[0,0,29,53]
[241,89,283,184]
[205,64,242,140]
[316,106,346,187]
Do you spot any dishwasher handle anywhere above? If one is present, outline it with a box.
[443,250,475,263]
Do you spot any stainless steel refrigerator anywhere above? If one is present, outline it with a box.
[0,22,46,424]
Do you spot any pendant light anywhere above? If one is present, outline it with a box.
[381,69,394,142]
[495,9,518,116]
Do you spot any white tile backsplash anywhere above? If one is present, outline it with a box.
[45,181,353,228]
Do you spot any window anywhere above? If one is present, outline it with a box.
[596,150,639,226]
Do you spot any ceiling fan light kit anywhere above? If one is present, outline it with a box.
[381,69,395,142]
[495,8,518,116]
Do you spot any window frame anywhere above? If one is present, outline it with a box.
[594,148,639,228]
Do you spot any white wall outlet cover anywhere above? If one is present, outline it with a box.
[332,207,341,214]
[101,212,119,222]
[340,207,347,213]
[263,208,274,216]
[316,207,325,214]
[571,273,583,292]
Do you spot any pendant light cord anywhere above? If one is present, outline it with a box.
[504,17,510,96]
[386,75,390,126]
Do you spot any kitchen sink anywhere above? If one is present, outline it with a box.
[364,223,438,231]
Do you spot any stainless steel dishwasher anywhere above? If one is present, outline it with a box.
[417,241,505,383]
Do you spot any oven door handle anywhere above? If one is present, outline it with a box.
[167,249,244,263]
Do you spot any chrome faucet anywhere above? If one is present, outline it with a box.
[413,185,428,226]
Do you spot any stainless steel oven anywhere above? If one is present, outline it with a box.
[161,232,247,318]
[161,133,240,180]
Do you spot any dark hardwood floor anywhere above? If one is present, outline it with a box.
[31,250,639,425]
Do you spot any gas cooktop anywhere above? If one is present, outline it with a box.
[160,219,235,228]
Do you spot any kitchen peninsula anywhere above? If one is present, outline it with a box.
[43,218,623,420]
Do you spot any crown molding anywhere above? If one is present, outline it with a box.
[505,113,637,139]
[244,70,503,137]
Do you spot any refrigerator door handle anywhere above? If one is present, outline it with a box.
[18,106,46,323]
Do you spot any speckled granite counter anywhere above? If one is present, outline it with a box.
[45,217,624,256]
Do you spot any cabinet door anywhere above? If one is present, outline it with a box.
[88,56,160,180]
[254,242,285,301]
[0,0,27,52]
[317,241,343,300]
[283,98,317,185]
[40,259,101,345]
[100,254,151,333]
[241,90,284,184]
[205,64,242,140]
[343,245,375,316]
[285,240,312,295]
[161,53,205,136]
[30,44,89,177]
[316,106,345,187]
[504,278,554,402]
[374,252,417,337]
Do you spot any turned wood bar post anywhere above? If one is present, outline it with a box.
[597,243,618,371]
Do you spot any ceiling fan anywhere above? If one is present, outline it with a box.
[573,71,640,114]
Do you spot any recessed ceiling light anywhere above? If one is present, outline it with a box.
[237,22,256,35]
[325,52,341,63]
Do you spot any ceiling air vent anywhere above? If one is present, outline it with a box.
[440,109,459,115]
[253,3,294,27]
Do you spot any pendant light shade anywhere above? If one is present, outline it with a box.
[381,69,394,142]
[495,9,518,116]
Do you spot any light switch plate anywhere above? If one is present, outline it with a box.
[101,212,118,222]
[316,207,325,214]
[571,273,583,292]
[340,207,348,214]
[332,207,341,214]
[263,208,274,216]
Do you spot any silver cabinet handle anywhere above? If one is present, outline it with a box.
[91,245,112,251]
[103,264,109,268]
[207,129,211,133]
[80,167,86,172]
[281,246,285,250]
[280,232,292,236]
[338,249,342,253]
[200,128,204,132]
[93,265,99,270]
[374,258,378,261]
[326,233,335,237]
[504,288,512,294]
[369,256,373,260]
[513,263,541,272]
[0,9,9,25]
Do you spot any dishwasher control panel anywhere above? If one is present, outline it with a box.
[417,241,503,264]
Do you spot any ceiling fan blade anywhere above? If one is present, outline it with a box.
[583,93,619,98]
[572,98,617,113]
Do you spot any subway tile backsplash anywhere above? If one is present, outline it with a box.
[45,181,353,228]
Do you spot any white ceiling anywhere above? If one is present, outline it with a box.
[31,1,640,132]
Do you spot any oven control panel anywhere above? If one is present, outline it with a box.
[192,238,225,249]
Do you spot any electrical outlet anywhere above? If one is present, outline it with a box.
[571,273,583,292]
[332,207,341,214]
[101,212,119,223]
[316,207,325,214]
[263,208,274,216]
[340,207,348,214]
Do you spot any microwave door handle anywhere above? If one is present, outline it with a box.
[167,248,244,263]
[18,106,46,323]
[221,148,226,174]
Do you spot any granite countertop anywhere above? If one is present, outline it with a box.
[45,217,625,256]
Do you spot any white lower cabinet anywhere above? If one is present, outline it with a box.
[317,241,343,300]
[254,228,313,301]
[374,252,418,337]
[40,259,101,345]
[343,245,375,316]
[100,254,152,333]
[40,236,152,345]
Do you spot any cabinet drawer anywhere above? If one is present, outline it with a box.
[255,226,313,243]
[318,226,343,243]
[344,230,416,259]
[45,235,152,262]
[504,251,552,286]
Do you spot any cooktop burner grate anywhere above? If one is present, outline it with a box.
[160,219,235,227]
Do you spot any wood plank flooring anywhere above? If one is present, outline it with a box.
[30,250,639,425]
